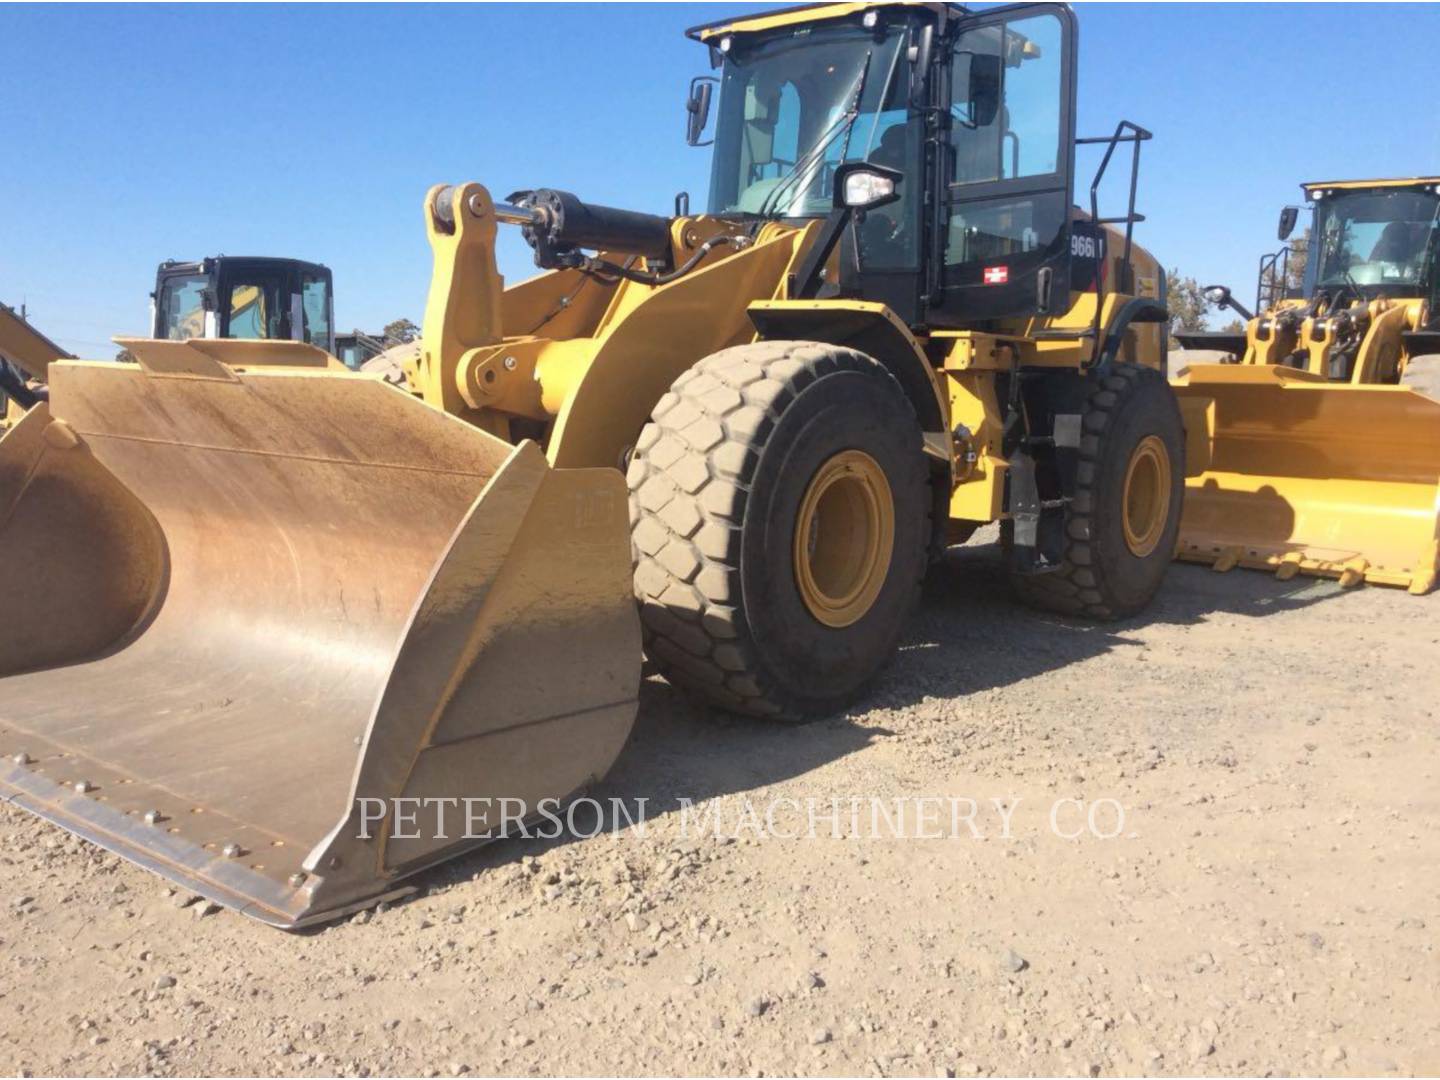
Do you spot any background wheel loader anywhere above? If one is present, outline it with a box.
[151,255,340,360]
[1172,177,1440,594]
[0,301,68,433]
[335,330,388,371]
[153,256,386,369]
[0,1,1183,927]
[3,259,359,436]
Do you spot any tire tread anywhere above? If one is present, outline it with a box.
[628,341,928,719]
[1012,362,1177,620]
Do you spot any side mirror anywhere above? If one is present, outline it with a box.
[1278,206,1299,242]
[1203,284,1255,321]
[686,76,717,147]
[834,162,902,212]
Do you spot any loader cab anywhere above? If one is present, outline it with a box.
[334,331,385,371]
[1301,181,1440,305]
[152,256,336,354]
[691,2,1109,330]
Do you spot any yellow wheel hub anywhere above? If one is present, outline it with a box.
[793,450,894,628]
[1122,434,1172,558]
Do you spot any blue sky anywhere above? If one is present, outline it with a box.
[3,2,1438,356]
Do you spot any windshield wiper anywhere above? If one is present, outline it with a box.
[1341,267,1366,303]
[756,50,874,219]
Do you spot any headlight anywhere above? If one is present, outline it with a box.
[843,171,895,207]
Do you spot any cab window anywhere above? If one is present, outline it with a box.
[226,283,271,338]
[947,192,1066,267]
[935,7,1075,321]
[949,13,1062,185]
[158,274,208,340]
[946,13,1066,278]
[301,274,331,347]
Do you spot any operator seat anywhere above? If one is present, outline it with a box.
[1369,221,1422,264]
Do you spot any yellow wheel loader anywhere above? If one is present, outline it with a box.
[1172,177,1440,594]
[0,1,1183,926]
[154,257,388,370]
[0,301,68,433]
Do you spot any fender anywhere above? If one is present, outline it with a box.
[547,222,820,469]
[1095,296,1169,374]
[745,299,951,473]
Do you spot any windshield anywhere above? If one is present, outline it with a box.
[157,273,208,340]
[337,343,364,369]
[707,22,908,217]
[223,273,286,339]
[1312,189,1440,292]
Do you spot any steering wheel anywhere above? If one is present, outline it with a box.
[859,209,907,262]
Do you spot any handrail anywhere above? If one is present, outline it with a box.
[1256,243,1297,314]
[1258,250,1280,314]
[1076,121,1152,365]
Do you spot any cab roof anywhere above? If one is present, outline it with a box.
[157,256,330,275]
[1302,177,1440,194]
[686,1,965,43]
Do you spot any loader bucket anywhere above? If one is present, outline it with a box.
[1171,363,1440,594]
[0,347,640,927]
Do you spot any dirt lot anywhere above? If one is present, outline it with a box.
[3,536,1437,1078]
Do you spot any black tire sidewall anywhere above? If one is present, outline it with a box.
[1086,370,1186,615]
[741,368,928,709]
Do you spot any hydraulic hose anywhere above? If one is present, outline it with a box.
[578,234,754,286]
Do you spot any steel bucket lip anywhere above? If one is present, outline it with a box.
[2,748,636,929]
[1,757,341,928]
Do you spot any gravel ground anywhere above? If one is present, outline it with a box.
[3,537,1437,1077]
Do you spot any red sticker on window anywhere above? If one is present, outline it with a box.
[983,266,1009,285]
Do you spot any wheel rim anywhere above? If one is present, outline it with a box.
[793,450,894,628]
[1121,435,1172,558]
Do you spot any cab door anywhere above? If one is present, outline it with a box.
[930,3,1077,323]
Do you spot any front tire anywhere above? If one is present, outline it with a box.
[627,341,930,720]
[1011,363,1185,619]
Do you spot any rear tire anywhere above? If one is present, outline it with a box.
[1010,363,1185,619]
[627,341,930,720]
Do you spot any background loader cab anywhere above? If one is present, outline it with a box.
[334,330,386,371]
[1177,178,1440,388]
[151,255,335,355]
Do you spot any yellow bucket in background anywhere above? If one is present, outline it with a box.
[1171,363,1439,595]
